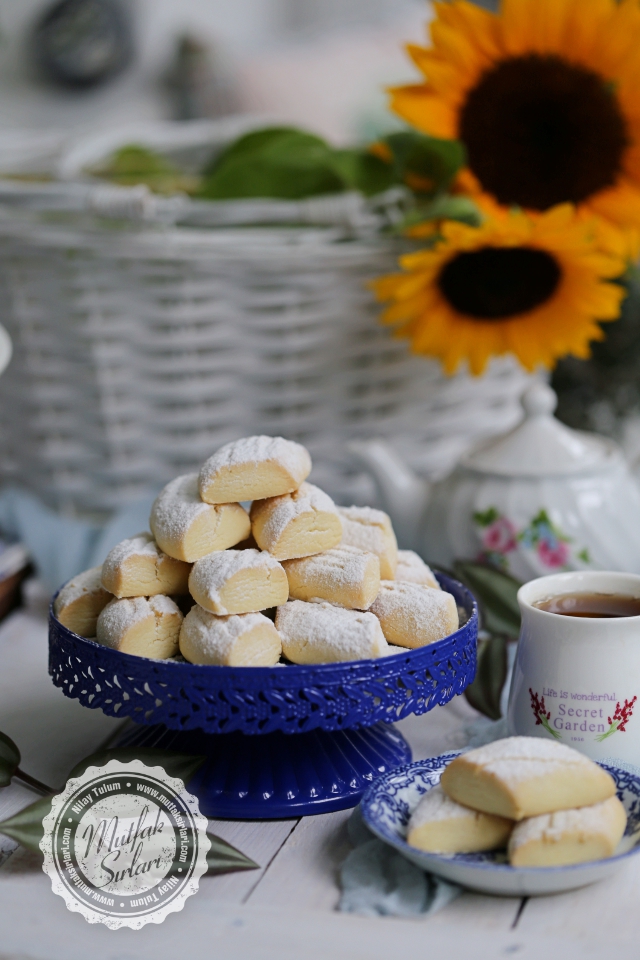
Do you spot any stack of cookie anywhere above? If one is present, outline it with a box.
[407,737,627,868]
[53,435,460,667]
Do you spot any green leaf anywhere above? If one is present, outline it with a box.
[383,132,466,194]
[454,561,521,638]
[0,731,20,788]
[199,127,346,200]
[205,833,259,876]
[329,149,395,196]
[0,795,52,854]
[203,127,330,171]
[0,805,260,877]
[464,633,508,721]
[418,194,482,225]
[68,748,206,784]
[90,145,199,195]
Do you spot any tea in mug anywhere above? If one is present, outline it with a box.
[534,592,640,618]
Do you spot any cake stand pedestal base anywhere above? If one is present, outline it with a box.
[113,721,412,819]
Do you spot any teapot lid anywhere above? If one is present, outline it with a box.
[460,382,620,477]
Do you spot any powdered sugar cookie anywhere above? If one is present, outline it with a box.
[440,736,617,821]
[251,482,342,561]
[101,532,191,598]
[54,566,112,638]
[283,545,380,610]
[369,581,458,648]
[150,474,250,562]
[407,786,513,854]
[188,549,288,615]
[337,505,398,579]
[275,599,388,664]
[396,550,439,589]
[96,595,183,659]
[179,606,282,666]
[199,435,311,504]
[508,796,626,867]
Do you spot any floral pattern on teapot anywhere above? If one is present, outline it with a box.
[474,507,591,573]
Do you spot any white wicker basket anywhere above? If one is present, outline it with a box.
[0,123,533,520]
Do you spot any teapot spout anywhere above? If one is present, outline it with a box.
[348,440,430,551]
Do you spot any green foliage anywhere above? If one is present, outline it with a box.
[0,731,20,788]
[0,744,257,875]
[382,131,466,194]
[329,148,396,196]
[90,127,469,208]
[0,795,52,853]
[90,145,200,195]
[205,833,259,875]
[0,794,258,875]
[198,125,468,203]
[465,632,508,721]
[454,560,521,639]
[199,127,346,201]
[452,561,522,720]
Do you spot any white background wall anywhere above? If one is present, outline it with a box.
[0,0,431,142]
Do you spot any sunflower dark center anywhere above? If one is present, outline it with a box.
[459,54,629,210]
[438,246,561,319]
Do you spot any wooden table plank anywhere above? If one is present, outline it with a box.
[0,875,613,960]
[516,853,640,949]
[248,809,352,910]
[0,608,527,953]
[0,611,123,788]
[204,818,299,903]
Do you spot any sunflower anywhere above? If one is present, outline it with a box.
[390,0,640,230]
[373,205,626,375]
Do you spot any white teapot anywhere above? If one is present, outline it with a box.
[350,382,640,581]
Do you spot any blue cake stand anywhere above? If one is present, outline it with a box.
[49,573,477,819]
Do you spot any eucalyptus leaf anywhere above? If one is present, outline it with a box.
[0,731,20,788]
[205,833,259,876]
[0,803,260,878]
[453,561,521,638]
[0,795,52,854]
[464,632,508,720]
[68,748,205,784]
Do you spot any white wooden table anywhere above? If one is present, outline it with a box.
[0,609,636,960]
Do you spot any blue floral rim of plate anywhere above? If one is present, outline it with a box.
[48,572,478,735]
[360,752,640,877]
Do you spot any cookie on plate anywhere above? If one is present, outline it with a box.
[54,566,112,637]
[251,482,342,561]
[440,737,617,821]
[150,474,250,562]
[283,545,380,610]
[508,795,626,867]
[96,595,183,659]
[179,605,282,666]
[395,550,439,589]
[407,785,513,854]
[275,599,388,664]
[188,549,288,615]
[369,581,458,648]
[101,532,191,598]
[199,435,311,504]
[337,506,398,579]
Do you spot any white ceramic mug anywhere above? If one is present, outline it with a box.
[507,571,640,763]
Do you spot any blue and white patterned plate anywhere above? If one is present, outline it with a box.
[360,752,640,896]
